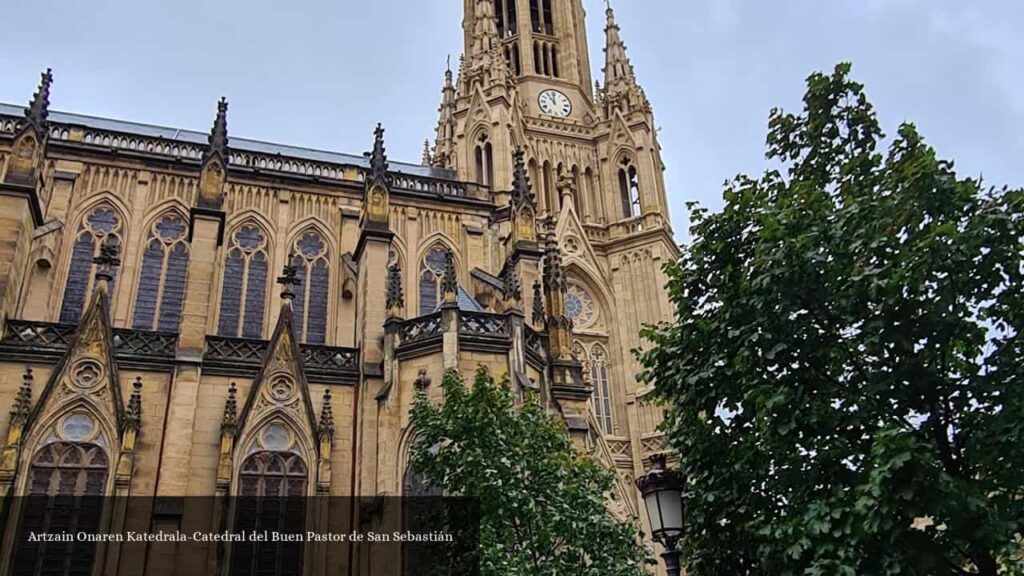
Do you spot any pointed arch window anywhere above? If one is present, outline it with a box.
[590,345,613,435]
[494,0,517,37]
[12,441,108,576]
[618,158,641,219]
[59,206,123,324]
[132,214,190,332]
[231,449,307,576]
[288,231,331,344]
[218,225,270,339]
[530,0,554,35]
[474,134,493,187]
[419,246,450,316]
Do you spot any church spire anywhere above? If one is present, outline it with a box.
[433,63,457,169]
[24,68,53,139]
[602,2,649,114]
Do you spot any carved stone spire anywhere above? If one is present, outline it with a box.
[124,377,143,432]
[198,98,229,210]
[386,263,404,318]
[500,264,522,306]
[421,139,433,166]
[532,279,545,328]
[369,123,389,183]
[509,148,538,246]
[361,124,392,234]
[441,250,458,305]
[221,382,238,434]
[4,68,53,197]
[205,97,229,163]
[510,148,535,208]
[318,388,335,442]
[602,2,649,115]
[10,368,33,426]
[24,68,53,139]
[543,239,573,360]
[433,63,457,169]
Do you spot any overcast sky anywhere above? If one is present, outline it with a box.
[1,0,1021,240]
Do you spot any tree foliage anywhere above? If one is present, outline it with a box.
[409,367,651,576]
[638,63,1024,575]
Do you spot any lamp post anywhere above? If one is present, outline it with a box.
[636,454,685,576]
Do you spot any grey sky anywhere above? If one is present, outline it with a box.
[1,0,1021,239]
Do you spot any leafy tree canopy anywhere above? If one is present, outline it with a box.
[639,63,1024,576]
[409,367,652,576]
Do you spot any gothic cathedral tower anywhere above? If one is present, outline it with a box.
[432,0,677,477]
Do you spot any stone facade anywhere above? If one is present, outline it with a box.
[0,1,676,573]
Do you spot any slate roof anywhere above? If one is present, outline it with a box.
[0,102,457,182]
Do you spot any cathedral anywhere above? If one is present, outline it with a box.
[0,0,676,573]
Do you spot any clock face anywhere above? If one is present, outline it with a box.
[538,89,572,118]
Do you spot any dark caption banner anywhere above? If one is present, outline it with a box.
[0,497,479,576]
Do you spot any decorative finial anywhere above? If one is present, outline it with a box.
[24,68,53,137]
[511,148,535,207]
[93,236,121,284]
[10,367,33,424]
[318,388,335,441]
[543,240,567,295]
[206,97,229,161]
[386,263,404,315]
[413,369,432,393]
[500,265,522,305]
[441,250,458,303]
[124,377,143,431]
[421,139,432,166]
[277,259,302,301]
[221,383,238,433]
[532,280,545,327]
[369,123,388,182]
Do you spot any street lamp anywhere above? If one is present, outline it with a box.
[636,454,685,576]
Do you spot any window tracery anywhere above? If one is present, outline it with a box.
[419,246,451,315]
[59,206,123,324]
[289,231,330,344]
[11,438,108,576]
[590,345,613,435]
[132,213,190,332]
[617,158,641,219]
[218,224,270,339]
[566,284,597,329]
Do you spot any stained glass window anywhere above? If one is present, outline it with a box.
[218,225,269,339]
[290,231,330,344]
[419,246,450,316]
[232,451,306,576]
[566,284,597,329]
[132,214,190,332]
[59,207,123,324]
[11,442,108,576]
[590,345,613,435]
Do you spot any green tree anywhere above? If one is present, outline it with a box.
[409,367,652,575]
[638,64,1024,575]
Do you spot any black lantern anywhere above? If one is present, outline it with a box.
[636,454,685,576]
